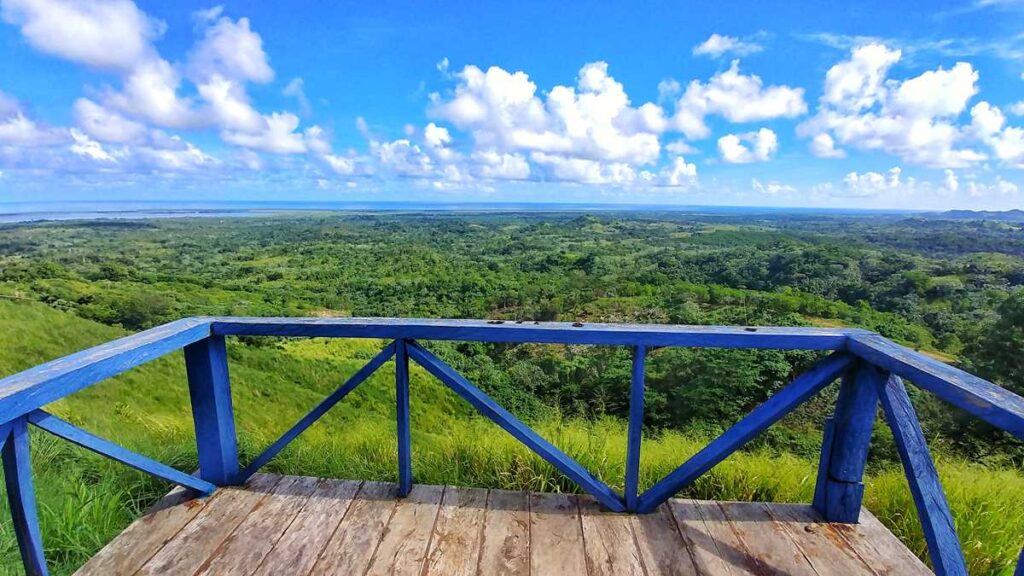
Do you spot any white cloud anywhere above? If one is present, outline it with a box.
[221,112,306,154]
[671,60,806,139]
[0,0,162,71]
[73,98,147,143]
[304,125,356,175]
[69,128,118,162]
[809,132,845,158]
[717,128,778,163]
[470,150,530,180]
[969,102,1024,167]
[692,34,763,58]
[799,43,988,168]
[841,167,905,197]
[1009,101,1024,116]
[752,178,796,195]
[665,140,699,155]
[187,14,273,84]
[656,156,698,186]
[283,77,311,117]
[430,61,665,177]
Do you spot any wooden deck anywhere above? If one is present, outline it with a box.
[75,474,930,576]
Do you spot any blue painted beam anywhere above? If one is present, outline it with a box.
[209,317,857,350]
[848,333,1024,439]
[0,318,211,423]
[624,345,646,512]
[27,410,216,495]
[2,418,48,576]
[1015,547,1023,576]
[395,340,413,497]
[636,352,856,512]
[241,342,396,480]
[184,336,239,486]
[813,365,881,523]
[405,340,626,512]
[877,374,967,576]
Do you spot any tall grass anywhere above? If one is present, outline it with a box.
[4,415,1021,575]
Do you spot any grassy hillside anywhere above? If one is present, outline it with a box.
[0,299,1022,574]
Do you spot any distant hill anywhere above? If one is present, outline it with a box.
[925,209,1024,222]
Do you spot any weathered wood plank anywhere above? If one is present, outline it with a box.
[639,353,855,512]
[828,508,931,576]
[672,499,756,576]
[578,495,645,576]
[530,492,587,575]
[719,501,818,576]
[477,489,530,576]
[630,503,698,576]
[210,316,857,350]
[765,503,876,575]
[309,481,399,575]
[365,483,444,576]
[194,475,320,576]
[424,486,488,576]
[74,487,212,576]
[136,474,281,576]
[253,478,361,576]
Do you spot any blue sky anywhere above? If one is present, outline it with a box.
[0,0,1022,209]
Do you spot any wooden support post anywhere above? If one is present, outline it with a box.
[879,375,967,576]
[396,339,412,497]
[184,336,239,486]
[813,363,881,523]
[2,418,48,576]
[625,345,646,512]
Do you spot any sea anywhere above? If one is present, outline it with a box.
[0,201,923,224]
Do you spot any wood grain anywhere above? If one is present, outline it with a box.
[194,475,319,575]
[530,492,586,575]
[477,489,529,576]
[253,478,361,576]
[672,499,757,576]
[579,495,645,576]
[310,481,399,576]
[718,501,818,576]
[630,503,697,576]
[136,474,281,576]
[73,487,210,575]
[424,486,487,576]
[765,503,876,576]
[364,484,444,576]
[829,508,931,576]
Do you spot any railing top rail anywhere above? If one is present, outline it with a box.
[0,318,211,423]
[207,316,866,348]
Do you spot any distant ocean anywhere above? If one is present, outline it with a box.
[0,201,924,223]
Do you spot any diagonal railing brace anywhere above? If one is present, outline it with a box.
[405,340,626,512]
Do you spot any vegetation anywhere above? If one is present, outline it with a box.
[0,211,1022,574]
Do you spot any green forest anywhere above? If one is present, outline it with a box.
[1,210,1023,574]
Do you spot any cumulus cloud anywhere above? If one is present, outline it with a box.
[799,43,990,168]
[717,128,778,163]
[752,178,796,195]
[969,101,1024,167]
[429,61,666,182]
[670,60,806,139]
[692,34,763,58]
[0,0,162,71]
[73,98,147,143]
[809,132,845,158]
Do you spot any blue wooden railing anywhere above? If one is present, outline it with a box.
[1,317,1023,576]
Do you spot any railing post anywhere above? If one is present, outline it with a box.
[396,339,412,497]
[625,345,646,512]
[813,362,881,522]
[184,336,239,486]
[2,418,48,576]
